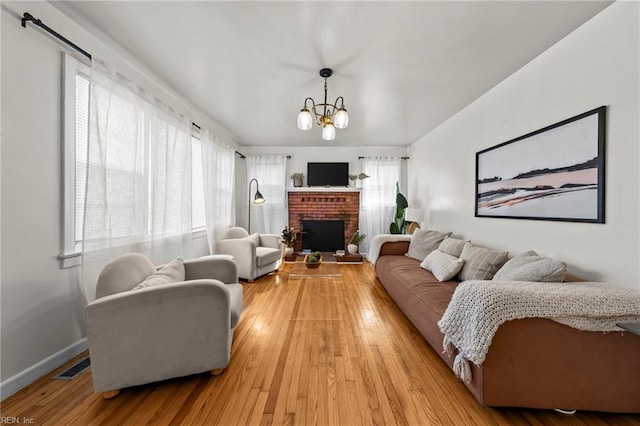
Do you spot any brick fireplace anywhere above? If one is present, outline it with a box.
[287,190,360,253]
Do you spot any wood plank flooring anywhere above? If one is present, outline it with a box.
[2,261,639,425]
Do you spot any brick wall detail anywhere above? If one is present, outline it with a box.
[288,192,360,252]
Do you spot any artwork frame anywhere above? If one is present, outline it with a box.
[475,106,606,223]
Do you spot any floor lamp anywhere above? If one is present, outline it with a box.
[248,178,265,233]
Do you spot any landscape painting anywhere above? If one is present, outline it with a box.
[475,106,606,223]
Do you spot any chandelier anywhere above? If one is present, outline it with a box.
[297,68,349,140]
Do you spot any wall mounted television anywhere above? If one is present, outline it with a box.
[307,162,349,187]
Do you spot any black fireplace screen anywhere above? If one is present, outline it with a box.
[301,220,345,252]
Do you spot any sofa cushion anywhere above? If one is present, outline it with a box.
[458,243,508,281]
[406,229,452,261]
[132,258,185,290]
[493,251,566,282]
[256,246,281,267]
[438,237,467,257]
[375,255,457,320]
[421,249,465,282]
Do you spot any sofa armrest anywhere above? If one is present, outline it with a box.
[259,234,282,250]
[184,255,237,284]
[379,240,411,256]
[215,239,256,280]
[86,279,233,392]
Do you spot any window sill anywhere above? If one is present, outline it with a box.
[192,228,207,239]
[58,252,82,269]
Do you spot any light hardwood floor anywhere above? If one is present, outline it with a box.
[2,261,639,425]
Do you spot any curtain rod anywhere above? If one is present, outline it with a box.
[358,156,410,160]
[234,153,292,160]
[21,12,92,60]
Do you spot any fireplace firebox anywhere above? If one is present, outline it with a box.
[302,220,345,252]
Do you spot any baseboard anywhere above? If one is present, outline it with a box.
[0,338,88,401]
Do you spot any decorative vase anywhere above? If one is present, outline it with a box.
[284,246,294,257]
[347,243,359,255]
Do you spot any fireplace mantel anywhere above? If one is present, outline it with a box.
[287,187,361,193]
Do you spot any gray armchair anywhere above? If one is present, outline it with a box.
[86,253,243,398]
[215,227,282,281]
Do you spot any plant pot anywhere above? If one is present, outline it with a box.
[292,177,303,187]
[304,254,322,269]
[347,244,359,254]
[284,246,294,257]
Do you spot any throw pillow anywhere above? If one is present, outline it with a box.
[132,258,185,290]
[405,229,452,261]
[246,233,260,247]
[458,243,508,281]
[421,249,465,282]
[438,237,467,258]
[493,251,566,282]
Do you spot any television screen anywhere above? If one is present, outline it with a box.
[307,162,349,186]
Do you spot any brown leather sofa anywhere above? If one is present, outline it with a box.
[375,240,640,413]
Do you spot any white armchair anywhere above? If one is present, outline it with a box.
[215,227,282,281]
[86,253,243,398]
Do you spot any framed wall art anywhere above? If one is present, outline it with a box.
[475,106,606,223]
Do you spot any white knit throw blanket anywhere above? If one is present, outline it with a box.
[438,280,640,383]
[366,234,413,265]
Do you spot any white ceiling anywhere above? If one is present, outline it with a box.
[54,1,611,147]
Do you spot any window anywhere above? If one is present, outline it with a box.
[191,133,206,231]
[62,55,206,266]
[62,54,90,258]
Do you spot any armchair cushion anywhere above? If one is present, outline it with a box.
[256,247,282,267]
[132,258,185,291]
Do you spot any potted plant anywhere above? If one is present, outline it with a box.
[304,251,322,268]
[281,226,298,256]
[347,230,366,254]
[290,172,304,187]
[390,182,409,234]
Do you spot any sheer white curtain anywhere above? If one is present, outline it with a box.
[246,155,287,234]
[201,129,235,253]
[359,157,402,254]
[82,57,194,301]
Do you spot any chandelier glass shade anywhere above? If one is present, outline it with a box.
[297,68,349,140]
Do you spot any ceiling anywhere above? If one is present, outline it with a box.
[53,1,611,148]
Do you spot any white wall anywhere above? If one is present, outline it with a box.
[0,1,237,397]
[408,2,639,290]
[237,146,408,228]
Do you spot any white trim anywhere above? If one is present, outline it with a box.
[287,187,361,193]
[62,53,90,259]
[62,52,78,256]
[0,338,88,401]
[58,252,82,268]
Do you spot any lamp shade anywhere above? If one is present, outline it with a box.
[253,190,265,204]
[334,108,349,129]
[322,123,336,140]
[405,207,424,223]
[297,109,313,130]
